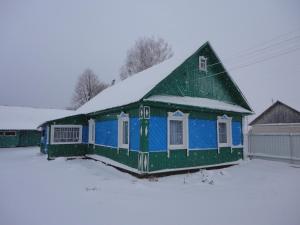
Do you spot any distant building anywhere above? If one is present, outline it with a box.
[0,106,72,148]
[40,42,253,175]
[249,101,300,133]
[248,101,300,163]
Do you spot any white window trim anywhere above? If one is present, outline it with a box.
[217,115,232,152]
[88,119,95,144]
[118,112,130,151]
[199,56,207,72]
[50,125,82,145]
[46,126,50,145]
[167,111,189,157]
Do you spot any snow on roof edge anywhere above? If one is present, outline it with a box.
[144,95,253,114]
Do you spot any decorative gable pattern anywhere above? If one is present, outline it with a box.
[145,42,251,111]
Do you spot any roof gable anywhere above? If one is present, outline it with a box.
[250,101,300,125]
[144,42,252,111]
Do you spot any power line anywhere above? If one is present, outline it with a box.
[207,35,300,68]
[229,46,300,71]
[206,27,300,67]
[223,27,300,60]
[187,45,300,83]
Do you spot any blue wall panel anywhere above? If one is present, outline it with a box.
[82,125,88,144]
[95,120,118,147]
[188,119,217,149]
[149,116,167,152]
[130,117,140,151]
[232,121,242,146]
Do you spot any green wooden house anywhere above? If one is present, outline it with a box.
[0,106,71,148]
[40,42,253,175]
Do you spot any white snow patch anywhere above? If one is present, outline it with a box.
[1,147,299,225]
[145,95,252,113]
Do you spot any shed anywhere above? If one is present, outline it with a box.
[248,101,300,163]
[0,106,72,148]
[40,42,253,175]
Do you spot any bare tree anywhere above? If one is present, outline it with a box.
[120,36,173,80]
[72,69,108,109]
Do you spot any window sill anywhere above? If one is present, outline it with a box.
[51,142,82,145]
[169,145,187,150]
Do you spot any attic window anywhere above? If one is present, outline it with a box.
[199,56,207,72]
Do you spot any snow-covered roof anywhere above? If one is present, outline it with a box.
[76,58,183,115]
[76,44,201,114]
[0,106,73,130]
[145,95,252,114]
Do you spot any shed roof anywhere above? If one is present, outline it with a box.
[0,106,73,130]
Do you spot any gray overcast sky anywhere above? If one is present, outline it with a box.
[0,0,299,118]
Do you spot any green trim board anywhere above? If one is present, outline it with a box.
[47,144,88,158]
[86,146,243,174]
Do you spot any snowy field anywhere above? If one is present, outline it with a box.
[0,148,299,225]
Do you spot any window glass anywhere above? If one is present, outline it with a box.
[199,56,207,71]
[53,127,80,143]
[5,131,16,136]
[170,120,183,145]
[218,122,227,144]
[122,121,129,145]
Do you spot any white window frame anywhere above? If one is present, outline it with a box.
[217,115,232,151]
[88,119,95,144]
[118,112,130,150]
[167,111,189,156]
[46,126,50,145]
[199,56,207,72]
[50,125,82,145]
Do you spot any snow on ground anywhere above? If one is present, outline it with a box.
[0,148,299,225]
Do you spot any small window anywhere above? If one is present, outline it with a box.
[51,125,82,144]
[5,131,16,136]
[168,111,188,150]
[199,56,207,72]
[217,115,232,148]
[118,112,129,149]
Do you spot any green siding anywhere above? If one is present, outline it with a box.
[18,130,40,147]
[93,145,139,169]
[148,105,242,121]
[0,130,41,148]
[149,148,243,172]
[48,114,87,125]
[47,144,87,158]
[0,131,19,148]
[146,42,251,111]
